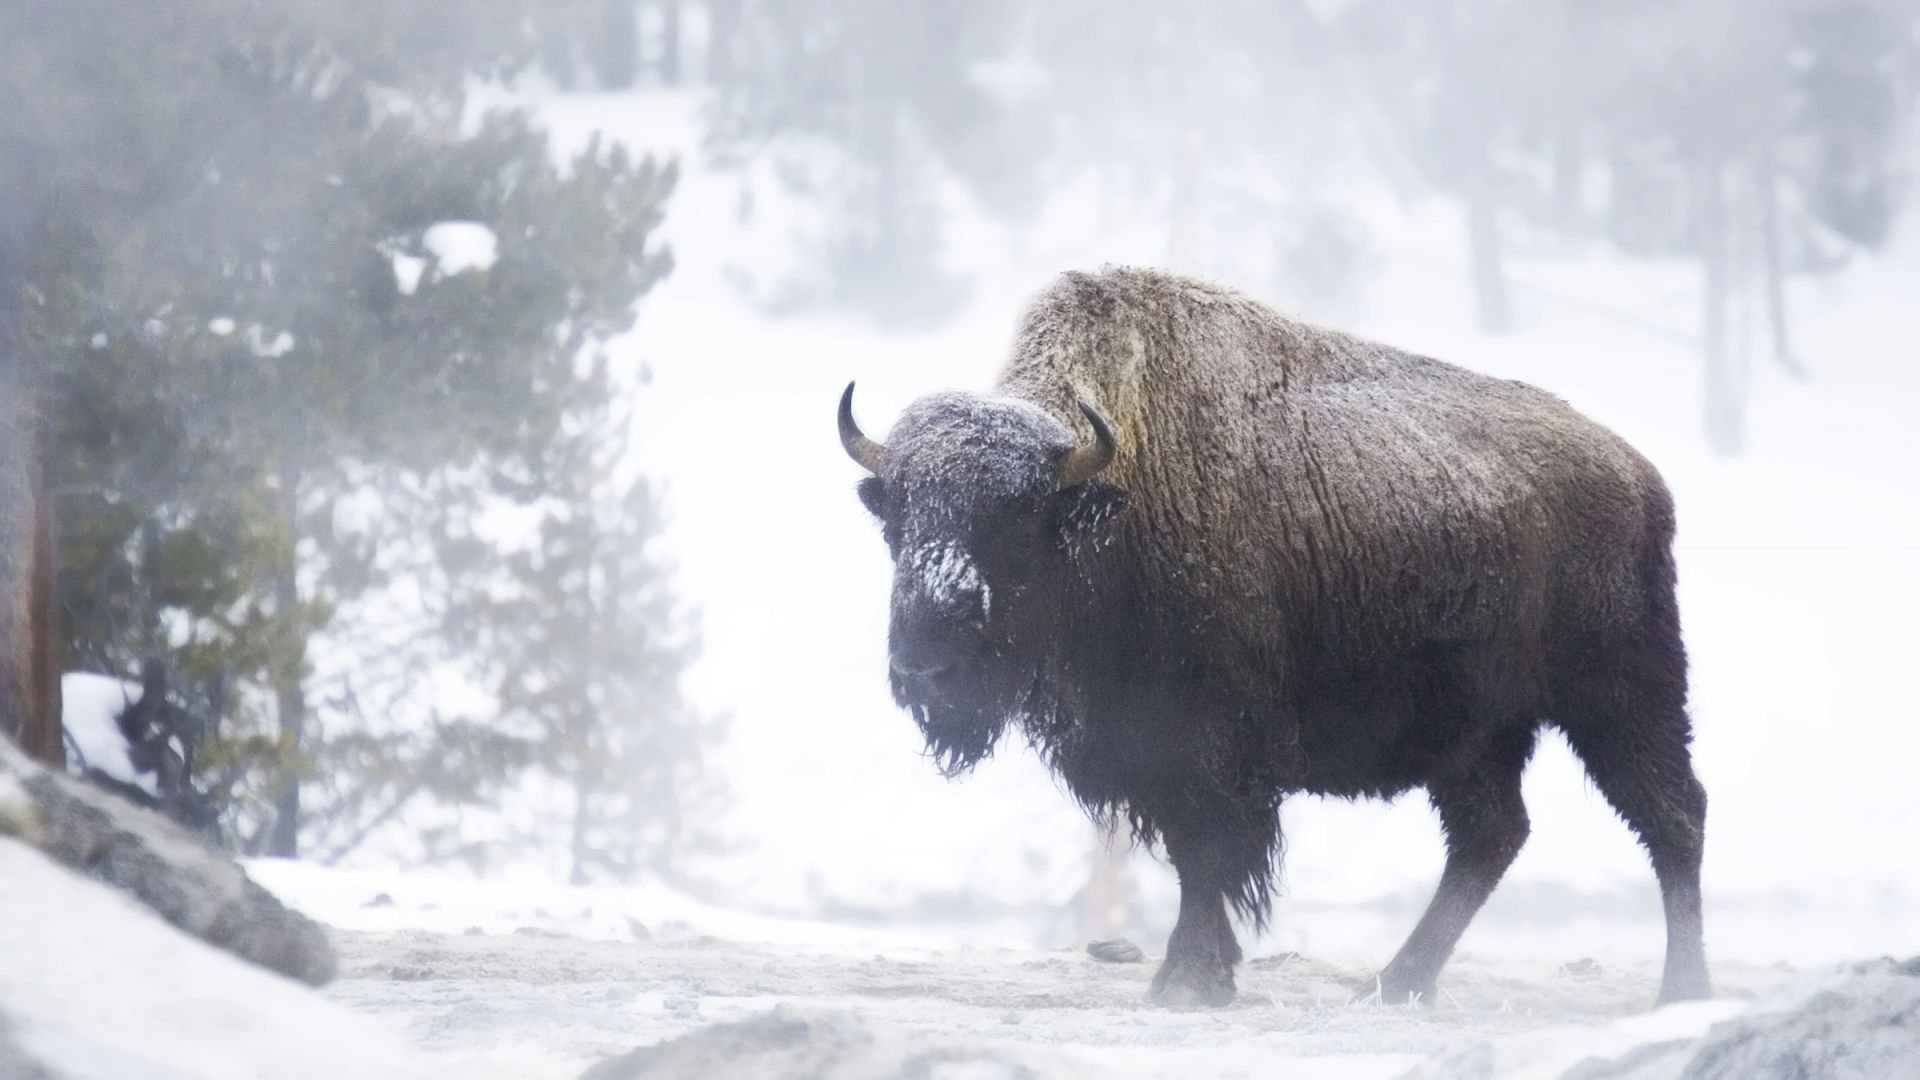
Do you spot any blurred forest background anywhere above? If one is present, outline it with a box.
[2,0,1916,905]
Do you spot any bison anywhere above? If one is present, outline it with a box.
[838,267,1710,1009]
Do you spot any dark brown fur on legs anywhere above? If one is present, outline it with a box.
[1149,818,1251,1007]
[1552,540,1710,1003]
[1377,725,1535,1003]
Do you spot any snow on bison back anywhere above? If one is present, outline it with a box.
[837,266,1710,1009]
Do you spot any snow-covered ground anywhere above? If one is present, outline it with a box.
[245,861,1793,1078]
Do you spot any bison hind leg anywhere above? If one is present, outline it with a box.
[1553,662,1710,1004]
[1375,723,1538,1005]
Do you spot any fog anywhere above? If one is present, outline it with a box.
[3,2,1918,1076]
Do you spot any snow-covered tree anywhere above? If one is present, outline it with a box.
[10,1,683,855]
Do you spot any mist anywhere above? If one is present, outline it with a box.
[2,1,1917,1077]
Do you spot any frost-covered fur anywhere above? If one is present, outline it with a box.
[853,267,1709,1009]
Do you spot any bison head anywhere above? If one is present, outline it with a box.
[839,383,1125,774]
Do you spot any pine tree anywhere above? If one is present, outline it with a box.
[11,2,684,855]
[481,357,720,883]
[707,0,1024,326]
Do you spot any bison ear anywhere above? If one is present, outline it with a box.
[1054,479,1127,541]
[856,476,888,519]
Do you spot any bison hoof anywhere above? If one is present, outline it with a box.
[1149,958,1236,1008]
[1361,968,1436,1006]
[1654,971,1713,1007]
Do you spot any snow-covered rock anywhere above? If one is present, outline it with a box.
[1677,958,1920,1080]
[0,737,334,984]
[579,1007,1096,1080]
[1399,957,1920,1080]
[0,839,434,1080]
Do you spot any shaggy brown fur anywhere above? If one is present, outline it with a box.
[843,266,1709,1009]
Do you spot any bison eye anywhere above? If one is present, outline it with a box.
[856,477,887,519]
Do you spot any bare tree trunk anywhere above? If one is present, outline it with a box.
[659,0,682,86]
[1696,155,1744,456]
[1755,148,1806,379]
[706,0,741,84]
[2,196,62,765]
[26,403,60,765]
[569,769,593,885]
[595,1,640,89]
[1,376,62,765]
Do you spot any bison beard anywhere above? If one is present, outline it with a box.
[907,702,1003,778]
[841,267,1713,1011]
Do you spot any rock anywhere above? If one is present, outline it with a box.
[0,737,335,984]
[1086,937,1146,964]
[1679,958,1920,1079]
[580,1006,1094,1080]
[1401,957,1920,1080]
[0,840,434,1078]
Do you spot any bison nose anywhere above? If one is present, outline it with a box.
[890,639,958,680]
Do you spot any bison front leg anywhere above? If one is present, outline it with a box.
[1149,827,1246,1007]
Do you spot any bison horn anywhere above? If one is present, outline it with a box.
[1058,400,1118,489]
[838,382,886,474]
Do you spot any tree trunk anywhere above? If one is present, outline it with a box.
[569,768,593,886]
[1696,155,1744,456]
[1756,148,1805,379]
[266,439,305,858]
[0,376,62,766]
[1,182,62,764]
[706,0,741,84]
[26,406,60,766]
[659,0,681,86]
[595,1,640,90]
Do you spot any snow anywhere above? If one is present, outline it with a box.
[384,222,497,296]
[243,859,943,954]
[59,672,152,796]
[422,220,498,276]
[233,862,1815,1079]
[904,538,986,615]
[245,324,295,358]
[390,252,428,295]
[0,841,498,1080]
[1403,1000,1750,1080]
